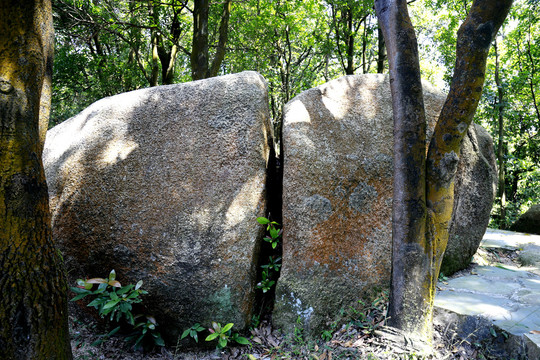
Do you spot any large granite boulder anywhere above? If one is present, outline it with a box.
[44,71,272,340]
[510,205,540,235]
[273,74,497,335]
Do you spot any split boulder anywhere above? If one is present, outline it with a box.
[273,74,497,334]
[44,71,272,340]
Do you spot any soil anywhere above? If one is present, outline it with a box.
[70,245,524,360]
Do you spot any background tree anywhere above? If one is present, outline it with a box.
[0,0,72,358]
[375,0,512,344]
[411,0,540,229]
[479,1,540,228]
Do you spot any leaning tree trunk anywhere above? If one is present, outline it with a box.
[0,1,72,358]
[375,0,513,343]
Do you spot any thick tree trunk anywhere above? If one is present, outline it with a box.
[0,1,72,358]
[191,0,209,80]
[374,0,429,340]
[375,0,513,343]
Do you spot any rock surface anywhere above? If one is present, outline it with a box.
[273,74,496,334]
[510,205,540,235]
[44,71,272,339]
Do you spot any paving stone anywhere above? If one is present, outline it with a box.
[440,275,520,296]
[435,291,515,320]
[435,229,540,356]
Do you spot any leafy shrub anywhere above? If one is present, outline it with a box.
[71,269,164,350]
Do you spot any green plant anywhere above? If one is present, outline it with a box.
[256,268,276,293]
[70,270,163,350]
[256,217,283,294]
[71,270,145,324]
[204,322,250,349]
[180,323,205,343]
[126,315,165,349]
[261,256,282,272]
[257,217,282,249]
[321,329,332,341]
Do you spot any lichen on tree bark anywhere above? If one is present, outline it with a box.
[0,1,72,358]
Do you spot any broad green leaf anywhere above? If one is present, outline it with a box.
[153,334,165,346]
[269,227,279,239]
[87,298,103,308]
[70,293,89,301]
[108,326,121,337]
[117,284,133,295]
[109,269,116,281]
[70,287,89,294]
[218,337,227,348]
[257,217,270,225]
[206,332,220,341]
[103,299,120,310]
[222,323,234,333]
[181,329,190,340]
[235,336,251,345]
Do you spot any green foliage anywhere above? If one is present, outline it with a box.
[70,270,164,350]
[180,323,205,343]
[182,322,250,349]
[257,267,276,293]
[256,217,282,293]
[257,216,282,249]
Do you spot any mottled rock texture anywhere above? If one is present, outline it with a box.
[44,71,272,340]
[273,74,497,335]
[510,205,540,235]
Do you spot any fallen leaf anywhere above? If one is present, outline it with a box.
[530,330,540,334]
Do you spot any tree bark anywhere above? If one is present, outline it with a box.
[377,25,386,73]
[209,0,232,78]
[149,0,160,86]
[374,0,429,340]
[375,0,513,343]
[0,1,72,358]
[494,40,507,227]
[191,0,209,80]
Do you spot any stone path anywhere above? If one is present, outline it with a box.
[435,228,540,358]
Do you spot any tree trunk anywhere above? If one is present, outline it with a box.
[375,0,429,340]
[209,0,232,78]
[191,0,209,80]
[345,7,355,75]
[377,25,386,73]
[149,0,160,86]
[375,0,513,343]
[494,40,507,227]
[0,1,72,358]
